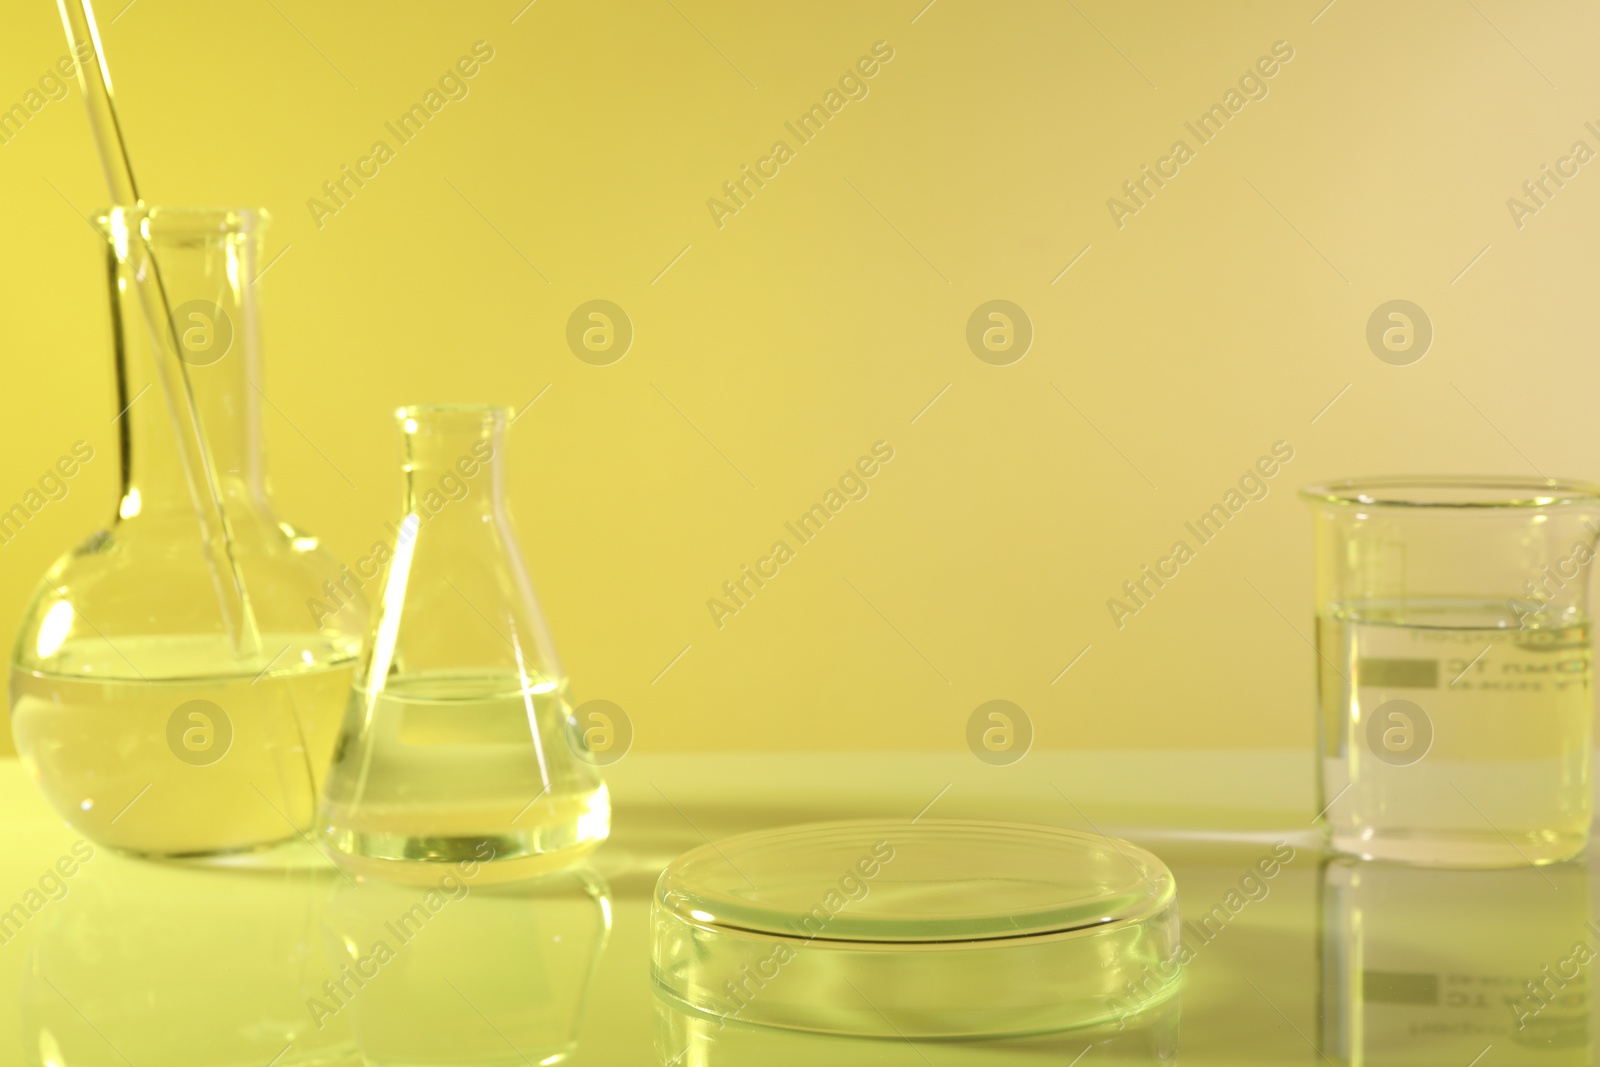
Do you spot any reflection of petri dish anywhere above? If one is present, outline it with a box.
[651,820,1181,1038]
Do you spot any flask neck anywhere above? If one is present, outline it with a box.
[364,405,561,691]
[400,407,510,527]
[105,207,271,522]
[118,337,264,519]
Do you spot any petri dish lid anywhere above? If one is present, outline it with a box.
[651,819,1181,1038]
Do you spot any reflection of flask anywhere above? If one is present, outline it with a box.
[1321,857,1592,1065]
[22,845,353,1066]
[323,864,610,1065]
[320,406,609,884]
[9,206,366,857]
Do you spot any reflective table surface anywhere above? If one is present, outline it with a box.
[0,750,1590,1065]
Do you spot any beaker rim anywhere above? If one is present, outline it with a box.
[93,205,268,238]
[1300,475,1600,509]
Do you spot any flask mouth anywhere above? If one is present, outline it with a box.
[93,205,268,244]
[1300,475,1600,509]
[396,404,515,429]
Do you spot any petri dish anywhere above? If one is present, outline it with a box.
[651,819,1181,1038]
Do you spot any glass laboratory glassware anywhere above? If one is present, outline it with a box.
[1301,476,1600,867]
[652,820,1180,1037]
[319,405,610,885]
[9,205,367,857]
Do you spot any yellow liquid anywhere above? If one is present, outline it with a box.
[10,637,356,856]
[1317,600,1591,865]
[320,672,610,885]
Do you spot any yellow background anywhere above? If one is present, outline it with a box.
[2,0,1597,756]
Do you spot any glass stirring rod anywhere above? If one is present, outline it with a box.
[54,0,262,658]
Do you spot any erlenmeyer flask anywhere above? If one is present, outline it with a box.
[319,405,610,884]
[9,206,368,857]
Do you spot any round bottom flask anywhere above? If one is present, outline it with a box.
[10,206,365,857]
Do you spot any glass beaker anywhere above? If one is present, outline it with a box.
[9,206,367,857]
[319,405,609,884]
[1301,476,1599,867]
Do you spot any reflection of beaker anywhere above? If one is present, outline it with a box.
[22,846,354,1066]
[10,206,367,857]
[319,405,608,884]
[654,990,1179,1066]
[1301,477,1599,866]
[1321,857,1592,1065]
[322,865,610,1066]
